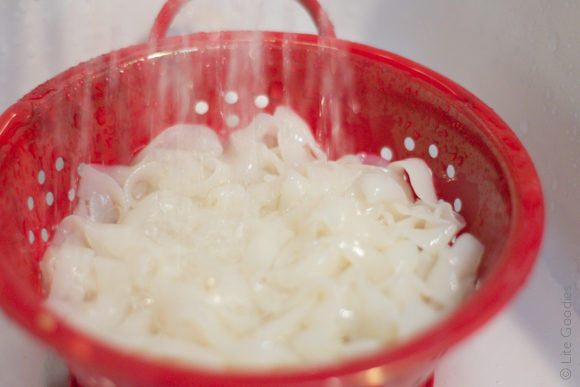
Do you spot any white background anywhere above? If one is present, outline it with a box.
[1,0,579,386]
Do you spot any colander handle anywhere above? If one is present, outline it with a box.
[149,0,336,41]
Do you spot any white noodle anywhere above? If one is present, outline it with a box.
[41,107,483,369]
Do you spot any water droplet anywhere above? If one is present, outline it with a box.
[268,82,284,101]
[95,106,107,126]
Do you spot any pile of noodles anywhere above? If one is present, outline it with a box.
[42,107,483,369]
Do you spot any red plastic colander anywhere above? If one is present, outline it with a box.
[0,1,544,387]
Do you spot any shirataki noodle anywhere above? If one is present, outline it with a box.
[41,107,483,369]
